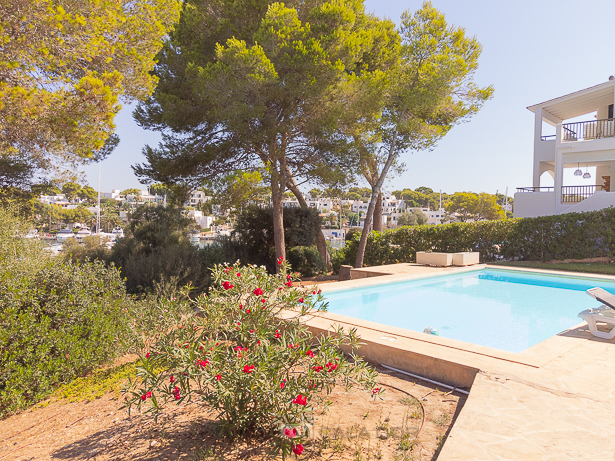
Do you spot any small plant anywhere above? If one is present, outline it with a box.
[431,413,450,427]
[123,260,379,458]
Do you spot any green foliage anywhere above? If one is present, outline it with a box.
[234,206,324,272]
[397,209,427,226]
[287,246,325,277]
[121,188,142,198]
[337,208,615,267]
[0,255,135,417]
[446,192,505,221]
[123,262,379,457]
[1,0,181,177]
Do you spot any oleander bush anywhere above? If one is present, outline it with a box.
[337,207,615,268]
[123,260,380,458]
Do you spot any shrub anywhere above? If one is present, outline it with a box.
[0,258,136,416]
[123,260,379,457]
[339,207,615,267]
[287,245,325,277]
[234,206,323,271]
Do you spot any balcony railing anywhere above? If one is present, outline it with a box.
[517,185,607,203]
[562,118,615,141]
[516,187,554,193]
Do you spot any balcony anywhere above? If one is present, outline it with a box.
[562,118,615,142]
[516,185,608,203]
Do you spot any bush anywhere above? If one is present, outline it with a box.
[338,207,615,267]
[234,206,323,272]
[286,245,325,277]
[123,261,379,457]
[0,257,136,416]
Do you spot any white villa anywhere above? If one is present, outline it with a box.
[514,77,615,217]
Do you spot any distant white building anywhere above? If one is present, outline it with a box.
[101,189,122,200]
[188,210,215,229]
[189,190,211,207]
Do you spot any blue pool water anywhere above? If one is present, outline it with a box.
[323,269,615,353]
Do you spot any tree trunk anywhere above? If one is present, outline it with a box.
[286,177,331,270]
[373,192,383,232]
[271,160,286,269]
[355,129,399,268]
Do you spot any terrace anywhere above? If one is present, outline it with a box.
[514,78,615,217]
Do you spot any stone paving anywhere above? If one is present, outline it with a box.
[314,264,615,460]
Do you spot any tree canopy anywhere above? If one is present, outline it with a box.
[0,0,181,178]
[131,0,400,261]
[352,1,493,267]
[446,192,505,221]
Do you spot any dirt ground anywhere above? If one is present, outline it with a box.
[0,364,465,461]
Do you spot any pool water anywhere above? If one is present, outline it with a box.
[323,269,615,353]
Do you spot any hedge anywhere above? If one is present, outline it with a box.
[339,207,615,267]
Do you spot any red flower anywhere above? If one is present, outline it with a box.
[170,375,175,383]
[146,391,152,399]
[257,340,261,345]
[197,359,209,368]
[372,388,380,394]
[224,267,230,274]
[285,281,293,288]
[243,365,255,374]
[215,374,222,381]
[239,304,243,310]
[298,298,304,303]
[261,298,266,303]
[284,427,297,438]
[292,394,307,405]
[249,329,255,333]
[173,386,181,400]
[236,272,241,277]
[292,443,304,455]
[274,330,281,339]
[306,350,314,358]
[146,352,150,358]
[311,365,324,372]
[246,309,251,313]
[326,361,338,372]
[141,394,147,401]
[222,281,233,290]
[280,380,286,389]
[312,291,316,295]
[253,287,263,296]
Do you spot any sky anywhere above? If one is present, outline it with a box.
[83,0,615,197]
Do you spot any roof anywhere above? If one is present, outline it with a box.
[527,79,615,123]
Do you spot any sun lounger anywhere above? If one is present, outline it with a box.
[578,287,615,340]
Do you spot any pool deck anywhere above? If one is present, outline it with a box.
[306,264,615,460]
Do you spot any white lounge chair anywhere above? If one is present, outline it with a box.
[578,287,615,340]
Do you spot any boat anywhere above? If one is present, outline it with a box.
[56,229,76,243]
[111,226,124,239]
[76,227,92,242]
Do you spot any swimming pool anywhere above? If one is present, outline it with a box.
[323,269,615,353]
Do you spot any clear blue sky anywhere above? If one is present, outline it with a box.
[84,0,615,197]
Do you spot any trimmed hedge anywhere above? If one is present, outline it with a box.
[339,207,615,267]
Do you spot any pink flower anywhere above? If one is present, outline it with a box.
[284,427,297,438]
[222,281,233,290]
[243,365,255,374]
[215,374,221,381]
[292,394,307,405]
[292,443,304,455]
[253,287,263,296]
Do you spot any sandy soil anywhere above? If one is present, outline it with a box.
[0,365,465,461]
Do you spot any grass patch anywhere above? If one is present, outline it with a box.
[47,361,138,404]
[490,261,615,276]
